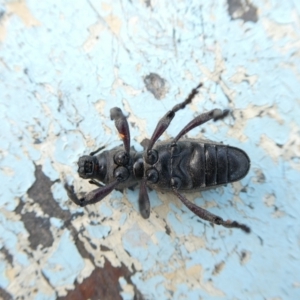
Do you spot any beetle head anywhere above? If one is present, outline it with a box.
[78,155,96,179]
[77,155,106,181]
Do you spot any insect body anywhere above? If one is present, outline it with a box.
[65,83,251,232]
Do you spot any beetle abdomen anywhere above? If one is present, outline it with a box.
[226,146,250,182]
[189,143,250,189]
[206,144,250,186]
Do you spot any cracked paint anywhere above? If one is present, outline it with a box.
[1,0,300,299]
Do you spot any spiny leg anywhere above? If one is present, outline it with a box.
[137,166,161,218]
[172,109,229,145]
[88,179,104,187]
[146,83,203,153]
[138,179,150,219]
[139,83,203,217]
[171,185,250,233]
[65,179,120,207]
[137,164,161,218]
[90,146,105,156]
[110,107,131,154]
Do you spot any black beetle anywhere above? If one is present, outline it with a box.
[65,83,251,233]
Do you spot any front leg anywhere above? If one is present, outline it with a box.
[65,180,120,207]
[110,107,131,154]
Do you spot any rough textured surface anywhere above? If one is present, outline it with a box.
[1,0,300,299]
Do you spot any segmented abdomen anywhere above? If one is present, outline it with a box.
[189,143,250,189]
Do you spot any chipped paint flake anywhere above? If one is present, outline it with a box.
[7,0,41,27]
[42,231,85,291]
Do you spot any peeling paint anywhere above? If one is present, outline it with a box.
[227,0,258,23]
[6,0,41,27]
[1,0,300,299]
[143,73,169,100]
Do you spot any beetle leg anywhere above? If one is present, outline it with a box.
[172,109,229,145]
[64,179,120,207]
[171,186,250,233]
[90,146,105,156]
[110,107,131,154]
[138,179,150,218]
[88,179,105,187]
[147,83,202,152]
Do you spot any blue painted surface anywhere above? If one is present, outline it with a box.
[1,0,300,299]
[42,231,85,287]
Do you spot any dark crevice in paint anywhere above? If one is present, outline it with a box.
[34,138,42,144]
[58,259,145,300]
[0,9,5,20]
[247,202,254,210]
[227,0,258,23]
[23,68,35,84]
[27,165,71,220]
[165,224,171,236]
[41,269,55,292]
[212,261,225,275]
[144,73,169,100]
[64,220,94,261]
[222,88,232,104]
[16,165,71,249]
[0,246,13,265]
[240,186,247,193]
[100,244,111,252]
[258,236,264,246]
[17,165,91,261]
[86,236,98,250]
[20,165,144,298]
[255,169,266,183]
[144,0,151,8]
[239,250,250,264]
[22,212,54,249]
[0,287,13,300]
[131,263,137,273]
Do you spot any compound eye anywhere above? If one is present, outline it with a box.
[114,151,129,166]
[146,168,159,183]
[114,166,129,181]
